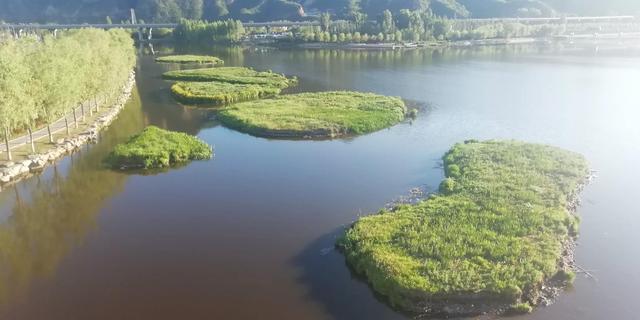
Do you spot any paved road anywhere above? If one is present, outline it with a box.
[2,103,100,153]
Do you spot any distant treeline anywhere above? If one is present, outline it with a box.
[173,19,245,43]
[291,11,563,43]
[0,29,136,159]
[1,0,638,24]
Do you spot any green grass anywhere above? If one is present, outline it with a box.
[171,81,282,106]
[106,126,213,169]
[217,91,408,138]
[162,67,296,88]
[155,55,224,65]
[338,140,590,314]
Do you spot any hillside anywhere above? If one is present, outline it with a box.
[0,0,638,23]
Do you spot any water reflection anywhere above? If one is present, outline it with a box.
[0,43,638,320]
[0,89,143,311]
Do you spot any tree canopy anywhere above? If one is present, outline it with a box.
[0,0,638,23]
[0,28,136,157]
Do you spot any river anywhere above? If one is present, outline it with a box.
[0,42,639,320]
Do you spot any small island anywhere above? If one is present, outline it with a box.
[170,81,282,106]
[338,140,590,316]
[155,55,224,65]
[162,67,296,88]
[217,91,408,139]
[106,126,213,170]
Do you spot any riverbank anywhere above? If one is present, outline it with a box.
[0,71,136,191]
[269,32,640,50]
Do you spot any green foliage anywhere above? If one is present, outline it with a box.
[162,67,295,88]
[555,269,576,283]
[0,29,135,141]
[155,55,224,64]
[1,0,638,24]
[509,302,533,314]
[170,81,281,106]
[106,126,212,169]
[339,141,590,312]
[173,19,245,44]
[217,91,407,138]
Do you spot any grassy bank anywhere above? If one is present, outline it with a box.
[171,81,282,106]
[106,126,212,169]
[162,67,296,88]
[338,140,590,316]
[217,91,407,139]
[155,55,224,65]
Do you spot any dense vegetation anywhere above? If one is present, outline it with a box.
[0,28,136,160]
[106,126,212,169]
[163,67,296,88]
[171,81,282,105]
[173,19,245,43]
[155,54,224,64]
[2,0,638,23]
[339,140,590,315]
[217,91,407,138]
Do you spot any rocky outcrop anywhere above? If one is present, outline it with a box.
[0,71,136,191]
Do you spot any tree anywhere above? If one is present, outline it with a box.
[380,9,395,34]
[0,40,32,160]
[320,12,331,32]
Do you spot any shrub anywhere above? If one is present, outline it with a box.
[106,126,212,169]
[170,81,281,106]
[217,91,407,139]
[339,141,590,314]
[162,67,296,89]
[155,55,224,65]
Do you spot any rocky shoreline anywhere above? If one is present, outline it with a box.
[0,71,136,191]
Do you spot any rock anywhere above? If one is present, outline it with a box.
[17,165,30,175]
[20,160,32,167]
[0,161,14,168]
[29,158,47,171]
[56,138,65,144]
[0,175,10,183]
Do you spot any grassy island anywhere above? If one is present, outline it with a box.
[339,140,590,316]
[106,126,212,169]
[155,55,224,65]
[162,67,296,88]
[217,91,407,138]
[171,81,281,105]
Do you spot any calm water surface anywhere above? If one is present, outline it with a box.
[0,43,639,320]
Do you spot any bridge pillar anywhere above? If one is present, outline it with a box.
[130,8,143,42]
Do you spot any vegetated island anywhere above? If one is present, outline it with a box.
[217,91,409,139]
[162,67,296,88]
[171,81,283,106]
[155,55,224,65]
[338,140,591,317]
[106,126,212,170]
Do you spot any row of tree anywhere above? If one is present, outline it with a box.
[0,29,136,160]
[173,19,245,43]
[296,9,561,43]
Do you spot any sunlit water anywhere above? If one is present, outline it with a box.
[0,42,639,320]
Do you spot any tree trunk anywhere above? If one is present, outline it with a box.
[95,97,99,112]
[73,108,78,129]
[81,103,86,121]
[65,117,70,136]
[3,127,11,161]
[28,127,35,153]
[47,124,53,143]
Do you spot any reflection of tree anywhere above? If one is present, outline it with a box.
[0,87,145,309]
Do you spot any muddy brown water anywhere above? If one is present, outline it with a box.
[0,42,639,320]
